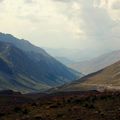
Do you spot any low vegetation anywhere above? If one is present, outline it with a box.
[0,91,120,120]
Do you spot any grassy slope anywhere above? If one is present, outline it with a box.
[59,61,120,92]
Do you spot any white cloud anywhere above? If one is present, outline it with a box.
[0,0,119,59]
[0,0,80,47]
[53,0,120,51]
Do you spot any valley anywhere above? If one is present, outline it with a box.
[70,50,120,75]
[0,0,120,119]
[0,33,120,120]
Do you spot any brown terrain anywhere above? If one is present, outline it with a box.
[0,90,120,120]
[57,60,120,92]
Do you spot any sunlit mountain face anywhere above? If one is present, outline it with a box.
[55,60,120,92]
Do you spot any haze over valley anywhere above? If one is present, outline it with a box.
[0,0,120,120]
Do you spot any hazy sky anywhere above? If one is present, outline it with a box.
[0,0,120,57]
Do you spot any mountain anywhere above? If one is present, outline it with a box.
[55,57,75,66]
[0,33,46,55]
[56,61,120,92]
[0,33,82,93]
[0,42,50,93]
[45,48,91,62]
[70,50,120,75]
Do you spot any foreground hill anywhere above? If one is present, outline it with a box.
[0,34,82,93]
[70,50,120,75]
[55,61,120,92]
[0,90,120,120]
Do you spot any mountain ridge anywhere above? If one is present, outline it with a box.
[70,50,120,75]
[52,60,120,92]
[0,33,82,93]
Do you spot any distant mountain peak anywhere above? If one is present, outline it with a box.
[70,50,120,75]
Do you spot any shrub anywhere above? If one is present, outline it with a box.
[14,107,22,113]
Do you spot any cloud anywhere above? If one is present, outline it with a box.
[53,0,120,49]
[111,1,120,10]
[0,0,4,3]
[24,0,34,4]
[0,0,119,59]
[0,0,79,49]
[47,0,120,58]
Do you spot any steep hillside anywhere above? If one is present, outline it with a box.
[0,42,50,93]
[0,38,81,93]
[56,61,120,92]
[70,50,120,75]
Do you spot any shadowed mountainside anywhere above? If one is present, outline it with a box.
[0,33,82,93]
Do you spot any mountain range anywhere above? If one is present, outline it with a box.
[55,57,75,66]
[70,50,120,75]
[0,33,82,93]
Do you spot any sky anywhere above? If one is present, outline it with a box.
[0,0,120,60]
